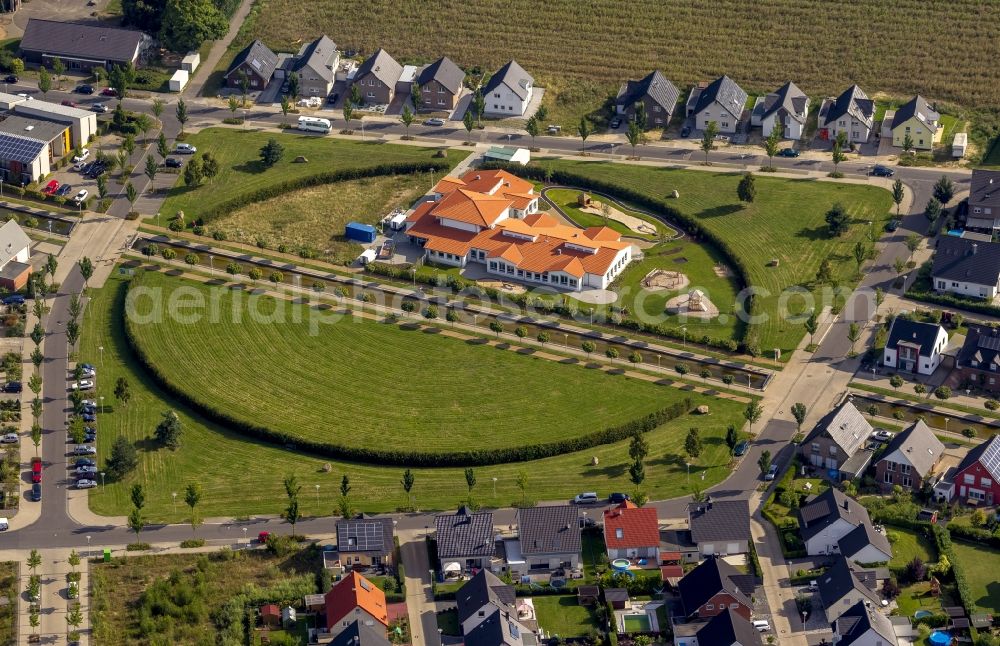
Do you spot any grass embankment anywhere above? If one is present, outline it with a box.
[160,129,465,218]
[541,160,892,353]
[83,272,745,519]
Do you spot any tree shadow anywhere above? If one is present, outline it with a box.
[421,327,442,335]
[796,226,832,241]
[694,204,742,219]
[582,460,628,479]
[233,159,268,174]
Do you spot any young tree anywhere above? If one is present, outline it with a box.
[127,507,145,543]
[804,310,819,344]
[893,256,906,276]
[628,459,645,486]
[700,121,719,164]
[684,427,702,460]
[27,549,41,574]
[106,435,138,480]
[284,498,301,534]
[152,98,165,121]
[30,424,41,456]
[157,131,170,160]
[52,57,66,85]
[853,241,870,275]
[525,115,540,149]
[744,400,763,435]
[515,469,529,505]
[68,549,80,573]
[472,88,485,126]
[629,432,649,463]
[626,120,642,158]
[825,203,850,236]
[890,374,904,391]
[577,117,592,154]
[874,286,885,312]
[349,83,361,108]
[108,62,135,101]
[891,179,905,216]
[259,138,284,168]
[737,172,756,205]
[401,469,415,507]
[462,109,475,142]
[10,58,23,79]
[410,81,421,110]
[831,131,847,175]
[342,104,354,132]
[400,105,415,137]
[464,467,476,495]
[37,66,51,98]
[924,197,942,223]
[489,320,503,337]
[287,72,300,101]
[791,402,807,434]
[848,322,862,354]
[535,104,548,122]
[933,175,955,205]
[725,424,739,455]
[238,70,250,106]
[144,154,158,185]
[605,347,619,363]
[200,152,219,180]
[125,182,138,212]
[185,482,202,534]
[182,156,203,185]
[902,132,914,153]
[175,98,188,134]
[155,409,182,449]
[227,95,240,120]
[758,450,772,476]
[280,95,291,124]
[114,376,131,407]
[67,602,83,633]
[581,340,596,358]
[763,127,782,168]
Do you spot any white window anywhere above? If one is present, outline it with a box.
[902,476,912,488]
[884,472,893,484]
[983,478,993,488]
[705,604,714,611]
[887,462,895,472]
[811,443,820,452]
[974,207,983,214]
[830,446,838,455]
[964,474,975,485]
[900,464,911,475]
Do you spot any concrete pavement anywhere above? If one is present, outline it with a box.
[399,529,440,646]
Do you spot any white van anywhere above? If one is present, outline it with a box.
[0,518,8,531]
[752,620,770,632]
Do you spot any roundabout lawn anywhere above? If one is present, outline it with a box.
[82,272,746,520]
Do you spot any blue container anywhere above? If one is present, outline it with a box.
[345,221,377,243]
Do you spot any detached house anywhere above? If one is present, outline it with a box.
[435,506,496,575]
[687,500,751,557]
[293,35,338,98]
[800,400,874,479]
[224,39,278,90]
[831,600,898,646]
[324,572,389,639]
[353,49,403,106]
[603,501,659,560]
[457,570,538,646]
[874,420,945,493]
[751,81,809,140]
[931,236,1000,300]
[482,60,534,117]
[798,488,892,563]
[817,556,883,623]
[953,434,1000,506]
[415,56,465,112]
[510,505,581,574]
[817,85,875,144]
[966,169,1000,232]
[686,75,748,135]
[689,609,763,646]
[881,317,948,376]
[890,95,942,151]
[956,326,1000,391]
[0,220,31,291]
[336,517,395,570]
[614,70,680,129]
[676,556,755,621]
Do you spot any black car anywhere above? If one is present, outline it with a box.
[885,219,900,232]
[777,148,800,158]
[164,157,183,168]
[86,163,106,178]
[608,492,631,504]
[57,184,73,197]
[680,125,692,138]
[327,92,339,104]
[609,117,622,129]
[2,382,21,393]
[3,75,16,84]
[733,440,750,456]
[75,84,94,95]
[871,164,895,177]
[74,458,95,468]
[31,483,41,501]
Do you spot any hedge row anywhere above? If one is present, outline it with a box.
[122,275,692,466]
[947,521,1000,549]
[906,288,1000,318]
[200,161,451,222]
[930,523,977,633]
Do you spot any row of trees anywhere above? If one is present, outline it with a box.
[25,549,83,641]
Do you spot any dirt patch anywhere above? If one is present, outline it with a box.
[640,269,689,292]
[579,202,657,235]
[713,264,733,278]
[475,279,527,294]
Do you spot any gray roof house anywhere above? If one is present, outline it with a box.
[513,505,581,572]
[931,236,1000,300]
[614,70,680,128]
[482,60,534,117]
[751,81,809,140]
[417,57,465,95]
[695,609,763,646]
[293,35,338,97]
[353,49,404,106]
[875,420,945,493]
[19,18,147,70]
[687,499,751,557]
[224,39,279,88]
[435,506,495,573]
[686,75,748,134]
[817,556,882,623]
[330,620,393,646]
[832,600,898,646]
[336,517,395,567]
[817,85,875,144]
[890,95,941,150]
[457,570,537,646]
[967,169,1000,230]
[800,400,874,478]
[891,95,940,132]
[798,488,891,562]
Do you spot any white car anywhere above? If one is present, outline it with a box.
[76,479,97,489]
[872,429,894,442]
[173,143,197,154]
[296,97,322,108]
[73,189,89,205]
[72,445,97,455]
[72,149,90,163]
[73,161,87,172]
[16,93,33,101]
[79,367,96,379]
[82,399,96,408]
[0,433,17,444]
[69,380,94,391]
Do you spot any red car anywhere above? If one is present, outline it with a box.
[31,461,41,484]
[100,88,117,97]
[42,180,59,195]
[257,531,270,544]
[61,100,78,108]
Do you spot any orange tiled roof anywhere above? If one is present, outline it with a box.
[324,571,389,629]
[459,169,534,195]
[523,212,559,227]
[503,191,537,210]
[584,226,621,241]
[405,200,435,223]
[433,189,511,227]
[432,176,467,194]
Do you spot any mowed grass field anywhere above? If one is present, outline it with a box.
[212,173,429,261]
[83,272,745,520]
[541,160,893,353]
[160,128,464,218]
[242,0,1000,129]
[950,538,1000,614]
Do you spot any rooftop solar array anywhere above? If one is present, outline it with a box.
[338,519,387,552]
[0,132,46,164]
[979,334,1000,351]
[981,439,1000,481]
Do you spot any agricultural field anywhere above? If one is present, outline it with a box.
[241,0,1000,134]
[83,272,745,520]
[211,173,429,261]
[538,159,893,354]
[160,128,464,220]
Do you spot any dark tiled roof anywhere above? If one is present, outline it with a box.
[436,507,495,558]
[833,600,896,646]
[797,488,873,543]
[885,317,946,359]
[417,56,465,95]
[880,420,945,477]
[958,326,1000,371]
[692,75,747,120]
[821,85,874,128]
[802,400,872,458]
[837,522,892,561]
[677,556,751,617]
[456,570,516,625]
[688,500,750,545]
[970,169,1000,211]
[356,49,403,88]
[293,35,337,81]
[817,556,880,611]
[20,19,143,64]
[336,517,394,556]
[226,39,278,81]
[931,236,1000,287]
[696,608,763,646]
[331,620,393,646]
[615,70,680,114]
[760,81,809,124]
[516,505,580,555]
[956,434,1000,482]
[484,60,533,100]
[464,608,536,646]
[891,95,940,132]
[604,588,629,603]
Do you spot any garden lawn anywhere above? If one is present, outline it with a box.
[532,595,598,637]
[887,525,937,570]
[541,159,893,353]
[160,128,465,218]
[83,272,745,520]
[212,174,428,262]
[544,188,671,240]
[950,538,1000,614]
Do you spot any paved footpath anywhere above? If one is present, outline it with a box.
[183,0,256,98]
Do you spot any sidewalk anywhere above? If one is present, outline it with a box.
[10,309,40,533]
[183,0,256,98]
[399,528,437,646]
[751,493,808,646]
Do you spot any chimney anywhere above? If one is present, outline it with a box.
[973,243,979,255]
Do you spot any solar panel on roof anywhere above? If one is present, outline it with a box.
[979,335,1000,351]
[982,441,1000,480]
[0,133,45,164]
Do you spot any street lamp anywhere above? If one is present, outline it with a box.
[98,345,104,366]
[492,477,497,497]
[100,471,105,488]
[242,527,247,544]
[86,535,91,557]
[156,211,160,228]
[686,462,690,483]
[172,491,177,514]
[100,395,104,414]
[682,326,687,346]
[315,484,320,503]
[208,254,214,272]
[563,333,568,346]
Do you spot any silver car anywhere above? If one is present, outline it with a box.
[76,479,97,489]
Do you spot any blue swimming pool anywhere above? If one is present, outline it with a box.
[929,630,952,646]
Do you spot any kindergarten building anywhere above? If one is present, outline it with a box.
[404,169,636,291]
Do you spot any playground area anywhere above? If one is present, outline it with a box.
[640,268,690,292]
[576,193,658,236]
[664,288,720,319]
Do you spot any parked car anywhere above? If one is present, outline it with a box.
[16,93,32,101]
[752,620,771,633]
[81,412,96,423]
[164,157,183,168]
[608,492,630,504]
[69,380,94,391]
[0,433,17,444]
[75,84,94,95]
[42,180,59,195]
[2,295,24,305]
[57,183,73,197]
[424,118,445,127]
[173,143,197,154]
[572,492,599,504]
[76,479,97,489]
[871,164,894,177]
[4,75,17,84]
[872,429,894,442]
[764,464,778,481]
[73,189,89,205]
[73,445,97,455]
[326,92,339,104]
[79,366,96,378]
[72,149,90,163]
[31,483,41,501]
[82,399,96,408]
[777,147,800,158]
[546,125,561,134]
[91,103,109,113]
[86,163,106,178]
[73,161,87,172]
[609,117,622,129]
[579,516,596,528]
[680,125,692,137]
[77,465,97,475]
[257,531,271,543]
[2,381,21,393]
[885,219,900,232]
[61,100,78,108]
[31,461,41,483]
[101,88,117,97]
[734,440,750,456]
[74,458,95,468]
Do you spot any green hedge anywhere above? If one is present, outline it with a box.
[906,288,1000,317]
[122,274,692,466]
[200,161,451,222]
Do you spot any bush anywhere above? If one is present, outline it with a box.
[180,538,205,548]
[934,386,952,400]
[126,542,151,551]
[986,399,999,411]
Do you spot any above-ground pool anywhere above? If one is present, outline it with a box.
[611,558,630,570]
[929,630,952,646]
[914,610,933,619]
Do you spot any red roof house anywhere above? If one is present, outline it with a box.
[260,603,281,627]
[603,501,660,560]
[324,571,389,638]
[954,435,1000,506]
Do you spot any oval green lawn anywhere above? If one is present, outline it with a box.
[127,271,683,455]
